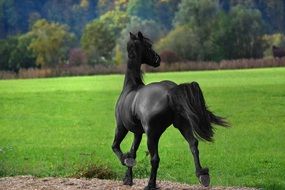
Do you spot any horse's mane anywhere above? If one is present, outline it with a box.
[124,58,144,90]
[144,37,152,44]
[123,33,153,90]
[142,36,153,46]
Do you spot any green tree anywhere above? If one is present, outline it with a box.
[155,0,181,29]
[209,5,265,60]
[226,5,265,59]
[0,36,17,70]
[0,0,21,37]
[174,0,219,27]
[173,0,220,60]
[121,16,165,43]
[207,11,234,61]
[25,19,74,67]
[118,16,166,63]
[171,0,265,61]
[263,0,285,33]
[81,10,129,64]
[127,0,156,20]
[12,34,37,69]
[0,0,5,38]
[0,35,36,71]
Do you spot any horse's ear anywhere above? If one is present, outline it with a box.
[130,32,136,40]
[138,31,144,41]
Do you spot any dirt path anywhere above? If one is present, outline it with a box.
[0,176,257,190]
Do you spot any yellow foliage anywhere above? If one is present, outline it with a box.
[114,45,123,65]
[26,19,74,67]
[36,56,45,66]
[80,0,89,9]
[263,33,285,46]
[262,33,285,57]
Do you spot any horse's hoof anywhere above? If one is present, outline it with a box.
[123,178,133,186]
[199,174,210,187]
[144,186,158,190]
[124,158,136,167]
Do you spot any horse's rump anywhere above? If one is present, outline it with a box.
[168,82,228,142]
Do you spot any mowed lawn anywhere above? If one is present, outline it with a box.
[0,68,284,189]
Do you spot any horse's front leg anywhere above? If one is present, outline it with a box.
[111,124,128,165]
[123,133,142,186]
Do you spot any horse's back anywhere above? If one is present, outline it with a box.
[133,80,176,127]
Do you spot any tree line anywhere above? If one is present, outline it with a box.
[1,0,285,72]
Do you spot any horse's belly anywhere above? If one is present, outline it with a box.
[125,123,144,134]
[117,106,145,134]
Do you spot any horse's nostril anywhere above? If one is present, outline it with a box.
[156,55,161,64]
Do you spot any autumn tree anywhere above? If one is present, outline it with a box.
[263,33,285,57]
[25,19,75,67]
[97,0,115,15]
[155,25,199,60]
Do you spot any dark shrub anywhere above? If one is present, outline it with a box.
[272,46,285,58]
[159,50,181,64]
[68,48,87,66]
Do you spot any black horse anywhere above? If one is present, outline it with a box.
[112,32,229,190]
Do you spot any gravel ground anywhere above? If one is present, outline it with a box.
[0,176,257,190]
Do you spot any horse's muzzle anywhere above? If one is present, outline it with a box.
[154,55,161,67]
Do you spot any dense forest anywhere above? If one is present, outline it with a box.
[1,0,285,72]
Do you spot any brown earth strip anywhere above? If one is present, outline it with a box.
[0,176,258,190]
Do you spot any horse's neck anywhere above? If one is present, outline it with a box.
[123,58,144,91]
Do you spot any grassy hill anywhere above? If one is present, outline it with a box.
[0,68,284,189]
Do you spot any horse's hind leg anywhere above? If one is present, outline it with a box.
[174,120,210,187]
[123,133,142,186]
[145,132,161,190]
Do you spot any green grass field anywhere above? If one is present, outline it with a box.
[0,68,285,189]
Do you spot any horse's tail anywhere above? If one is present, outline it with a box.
[168,82,229,142]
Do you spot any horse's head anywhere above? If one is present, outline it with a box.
[127,31,160,67]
